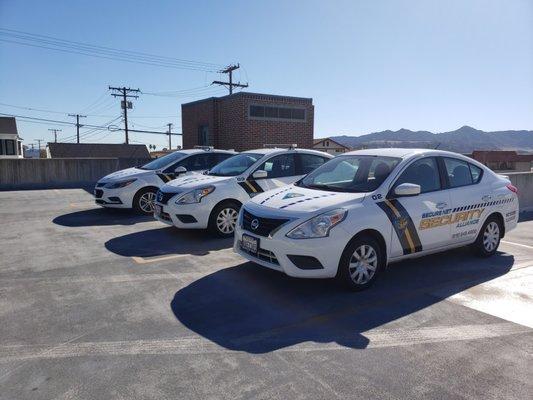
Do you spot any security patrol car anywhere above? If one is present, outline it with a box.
[234,148,519,290]
[153,147,333,236]
[94,148,235,214]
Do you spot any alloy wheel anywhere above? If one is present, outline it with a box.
[483,221,500,252]
[348,244,378,285]
[216,208,238,234]
[139,191,156,213]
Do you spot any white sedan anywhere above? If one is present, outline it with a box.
[153,148,333,236]
[94,148,235,214]
[234,148,519,290]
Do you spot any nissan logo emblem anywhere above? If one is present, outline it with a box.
[250,218,259,230]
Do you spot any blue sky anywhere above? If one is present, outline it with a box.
[0,0,532,149]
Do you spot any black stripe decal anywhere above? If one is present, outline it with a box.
[388,199,423,253]
[377,200,421,256]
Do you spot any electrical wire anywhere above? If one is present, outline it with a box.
[0,28,223,71]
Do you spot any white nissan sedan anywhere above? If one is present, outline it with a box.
[153,147,333,236]
[234,148,519,291]
[94,148,235,214]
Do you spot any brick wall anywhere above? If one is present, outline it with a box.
[182,93,314,151]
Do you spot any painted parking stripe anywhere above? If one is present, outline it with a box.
[0,323,528,362]
[501,240,533,250]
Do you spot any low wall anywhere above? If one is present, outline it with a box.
[507,171,533,213]
[0,158,151,190]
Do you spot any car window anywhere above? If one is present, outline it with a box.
[256,154,297,179]
[177,153,211,171]
[215,153,233,164]
[443,157,478,187]
[395,157,441,193]
[469,163,483,183]
[208,153,263,177]
[140,151,186,170]
[298,154,329,175]
[298,155,401,193]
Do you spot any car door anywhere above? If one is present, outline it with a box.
[387,156,452,258]
[251,153,299,191]
[441,157,487,244]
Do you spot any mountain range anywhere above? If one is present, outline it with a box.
[330,126,533,153]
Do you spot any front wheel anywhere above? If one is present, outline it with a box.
[133,188,157,215]
[208,201,240,237]
[336,235,385,291]
[473,215,502,257]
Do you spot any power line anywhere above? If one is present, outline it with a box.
[0,28,223,71]
[48,128,62,143]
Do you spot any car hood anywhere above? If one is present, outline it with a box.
[161,174,233,192]
[99,167,150,182]
[249,185,366,213]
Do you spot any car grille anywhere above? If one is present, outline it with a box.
[239,242,279,265]
[94,189,103,198]
[242,209,289,237]
[156,190,179,205]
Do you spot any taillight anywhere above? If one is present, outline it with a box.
[506,183,518,194]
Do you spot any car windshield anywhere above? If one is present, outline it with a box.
[139,152,187,170]
[297,155,401,192]
[208,153,263,177]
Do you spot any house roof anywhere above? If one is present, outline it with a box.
[0,117,19,135]
[471,150,533,163]
[313,137,351,149]
[47,143,150,158]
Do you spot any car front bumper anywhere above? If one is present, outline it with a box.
[153,199,211,229]
[93,185,136,209]
[233,221,350,279]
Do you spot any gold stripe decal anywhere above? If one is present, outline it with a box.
[377,199,423,255]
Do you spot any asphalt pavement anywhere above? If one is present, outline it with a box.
[0,189,531,399]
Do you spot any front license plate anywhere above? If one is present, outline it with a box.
[241,234,258,254]
[154,204,162,216]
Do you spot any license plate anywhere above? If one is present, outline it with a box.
[154,204,162,216]
[241,234,258,254]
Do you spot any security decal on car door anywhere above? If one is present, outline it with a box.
[238,179,264,197]
[377,199,423,255]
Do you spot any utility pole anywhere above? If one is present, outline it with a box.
[109,86,140,144]
[68,114,87,143]
[167,123,173,150]
[212,64,248,94]
[35,139,43,158]
[48,128,62,143]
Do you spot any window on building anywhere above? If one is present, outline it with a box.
[249,105,306,121]
[5,140,15,155]
[198,125,209,146]
[0,140,4,155]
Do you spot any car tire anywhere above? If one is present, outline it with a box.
[208,201,240,237]
[473,215,502,257]
[133,187,157,215]
[336,234,385,291]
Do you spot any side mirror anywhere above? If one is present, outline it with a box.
[394,183,421,197]
[252,170,268,179]
[174,166,187,175]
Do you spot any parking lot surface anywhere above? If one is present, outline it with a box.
[0,189,532,399]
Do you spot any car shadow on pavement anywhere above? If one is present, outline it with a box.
[53,208,153,227]
[105,227,233,257]
[171,248,514,354]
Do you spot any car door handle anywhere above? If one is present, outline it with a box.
[482,195,492,202]
[436,202,448,210]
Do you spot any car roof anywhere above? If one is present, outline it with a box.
[178,148,236,155]
[344,148,473,160]
[243,148,333,157]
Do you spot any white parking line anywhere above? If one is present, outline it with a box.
[0,322,529,362]
[501,240,533,250]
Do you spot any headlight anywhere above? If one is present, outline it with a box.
[176,186,215,204]
[104,179,137,189]
[286,209,347,239]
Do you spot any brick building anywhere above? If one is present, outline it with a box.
[181,92,314,151]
